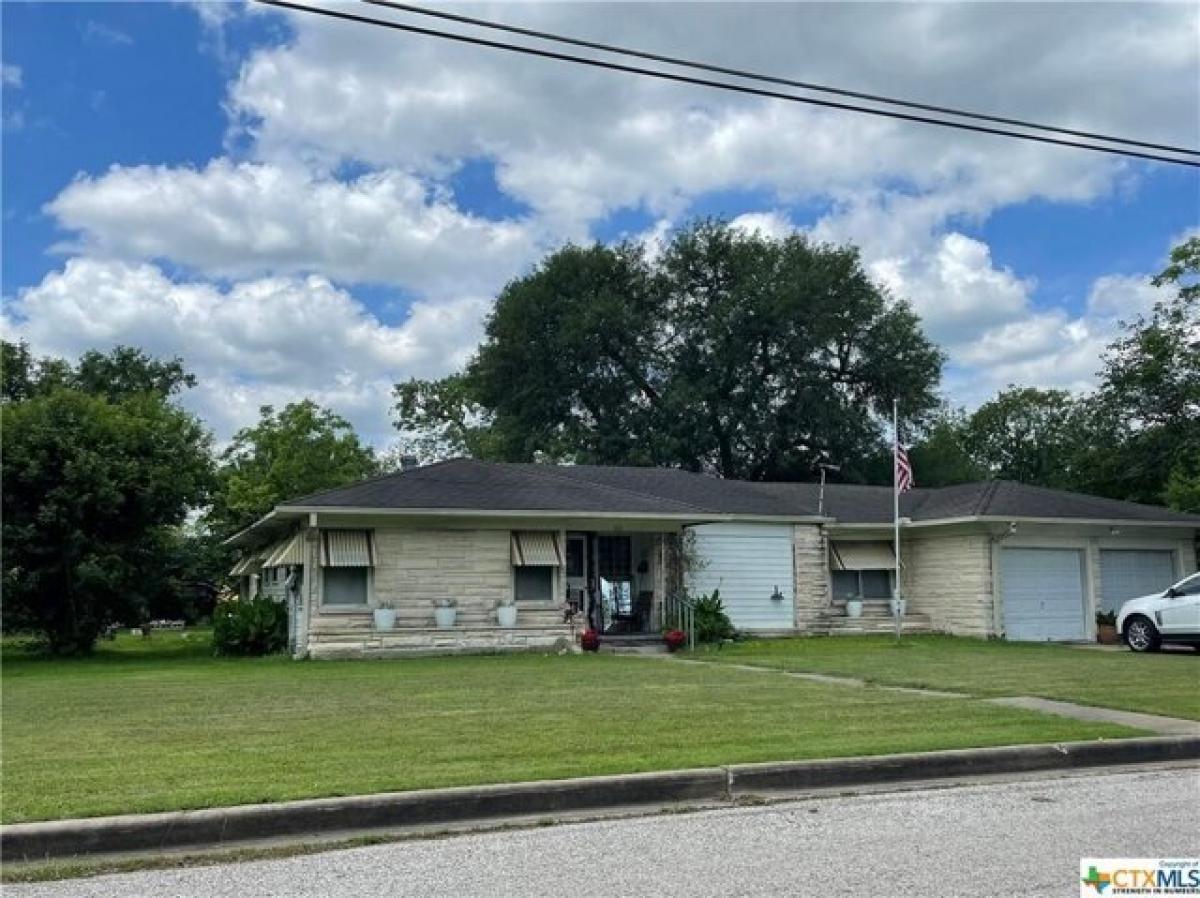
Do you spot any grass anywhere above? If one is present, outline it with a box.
[1,630,1140,824]
[700,635,1200,720]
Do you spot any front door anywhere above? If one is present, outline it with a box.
[565,533,588,597]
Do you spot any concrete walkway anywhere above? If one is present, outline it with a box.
[674,656,1199,735]
[986,696,1200,736]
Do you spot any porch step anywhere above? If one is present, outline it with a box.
[597,634,669,655]
[811,608,935,636]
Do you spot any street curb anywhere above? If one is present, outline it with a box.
[725,734,1200,793]
[0,768,728,862]
[4,736,1198,862]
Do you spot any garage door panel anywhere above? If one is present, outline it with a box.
[1001,548,1086,642]
[686,525,794,630]
[1098,550,1175,614]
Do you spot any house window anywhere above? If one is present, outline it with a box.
[323,567,369,606]
[832,569,894,600]
[511,531,562,602]
[319,529,375,607]
[515,566,554,602]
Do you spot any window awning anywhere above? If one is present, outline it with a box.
[830,541,896,571]
[229,549,266,576]
[321,530,376,567]
[263,532,305,568]
[511,531,563,566]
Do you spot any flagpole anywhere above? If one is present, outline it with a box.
[893,398,903,643]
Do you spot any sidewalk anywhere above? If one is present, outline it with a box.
[675,657,1200,735]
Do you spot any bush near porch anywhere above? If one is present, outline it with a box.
[1,630,1140,824]
[701,635,1200,720]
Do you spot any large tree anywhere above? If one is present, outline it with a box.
[1089,237,1200,508]
[2,346,213,654]
[396,221,944,480]
[209,400,378,535]
[956,387,1087,489]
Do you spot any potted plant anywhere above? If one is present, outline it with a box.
[373,602,397,631]
[1096,609,1119,644]
[434,598,457,629]
[496,596,518,628]
[580,628,600,652]
[663,629,687,652]
[845,594,864,619]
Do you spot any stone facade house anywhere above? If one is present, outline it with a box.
[225,459,1200,658]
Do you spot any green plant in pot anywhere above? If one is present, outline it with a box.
[434,597,458,629]
[497,596,518,628]
[1095,609,1119,644]
[373,601,397,631]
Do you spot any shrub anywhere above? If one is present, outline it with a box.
[663,629,687,651]
[580,628,600,652]
[1095,609,1117,627]
[692,590,735,644]
[212,597,287,656]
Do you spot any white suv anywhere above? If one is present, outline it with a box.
[1117,571,1200,652]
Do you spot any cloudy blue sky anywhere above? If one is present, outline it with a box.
[3,1,1198,447]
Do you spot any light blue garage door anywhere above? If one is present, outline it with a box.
[1001,548,1086,642]
[1098,550,1175,614]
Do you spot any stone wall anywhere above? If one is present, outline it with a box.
[305,525,569,657]
[792,525,830,632]
[901,533,994,637]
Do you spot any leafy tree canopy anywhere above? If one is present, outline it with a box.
[2,346,213,654]
[209,400,378,535]
[396,220,944,481]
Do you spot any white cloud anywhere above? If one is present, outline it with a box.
[47,160,544,296]
[82,20,133,46]
[19,1,1200,434]
[6,258,487,444]
[2,64,21,88]
[729,211,795,241]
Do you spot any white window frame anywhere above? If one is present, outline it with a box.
[513,565,557,603]
[320,565,374,612]
[831,568,895,601]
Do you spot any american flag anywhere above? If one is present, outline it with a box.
[895,444,914,493]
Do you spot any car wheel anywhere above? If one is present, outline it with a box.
[1124,615,1161,653]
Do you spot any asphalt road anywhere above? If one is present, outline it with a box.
[11,766,1200,898]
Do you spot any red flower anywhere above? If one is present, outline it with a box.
[664,629,686,651]
[580,628,601,652]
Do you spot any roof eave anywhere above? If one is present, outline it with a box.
[278,504,830,524]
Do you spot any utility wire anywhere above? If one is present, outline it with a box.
[256,0,1199,168]
[366,0,1199,159]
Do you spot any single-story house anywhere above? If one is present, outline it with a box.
[225,459,1200,658]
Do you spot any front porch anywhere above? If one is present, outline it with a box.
[283,521,683,658]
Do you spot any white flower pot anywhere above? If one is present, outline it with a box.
[434,606,457,629]
[845,599,863,619]
[497,604,518,628]
[373,608,396,630]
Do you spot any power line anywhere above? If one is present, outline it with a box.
[366,0,1199,159]
[256,0,1199,168]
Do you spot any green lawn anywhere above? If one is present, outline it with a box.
[702,635,1200,720]
[1,631,1141,824]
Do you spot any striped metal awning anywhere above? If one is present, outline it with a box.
[263,532,305,568]
[830,541,897,571]
[511,531,563,566]
[229,549,265,576]
[320,530,376,567]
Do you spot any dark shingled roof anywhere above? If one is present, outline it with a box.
[281,459,1200,525]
